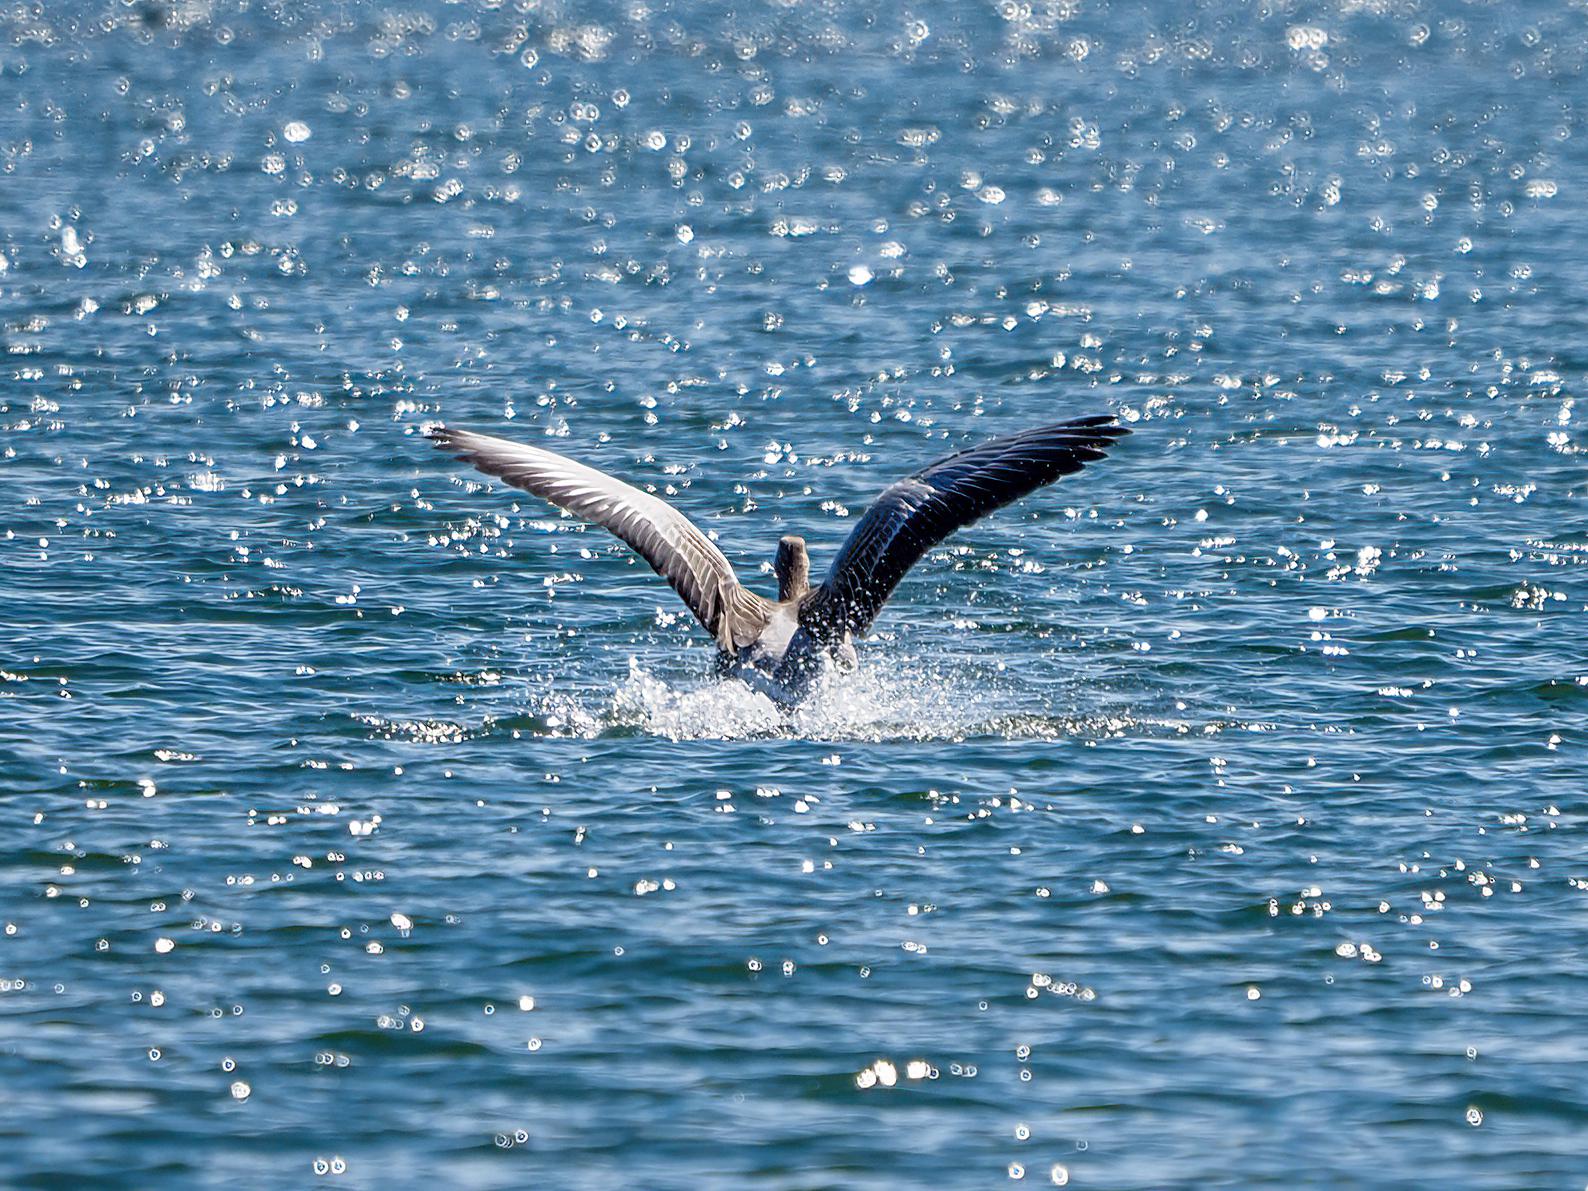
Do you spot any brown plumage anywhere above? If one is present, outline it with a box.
[429,416,1129,701]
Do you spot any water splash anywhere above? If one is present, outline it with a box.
[603,656,1137,742]
[355,654,1228,745]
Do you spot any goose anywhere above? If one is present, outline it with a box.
[429,415,1129,703]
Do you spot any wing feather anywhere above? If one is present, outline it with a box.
[800,416,1129,642]
[429,426,769,650]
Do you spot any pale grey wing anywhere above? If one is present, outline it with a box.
[429,426,770,651]
[799,416,1130,643]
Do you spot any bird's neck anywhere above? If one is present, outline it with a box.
[778,572,810,602]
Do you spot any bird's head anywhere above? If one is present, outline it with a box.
[774,535,811,601]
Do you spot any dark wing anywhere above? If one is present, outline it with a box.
[429,426,771,651]
[799,416,1130,642]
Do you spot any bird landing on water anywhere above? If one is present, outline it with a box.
[429,416,1130,706]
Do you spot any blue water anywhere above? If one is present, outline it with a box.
[2,2,1586,1186]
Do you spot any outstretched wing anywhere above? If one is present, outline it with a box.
[799,416,1129,642]
[429,426,770,651]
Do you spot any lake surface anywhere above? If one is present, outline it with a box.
[2,1,1586,1186]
